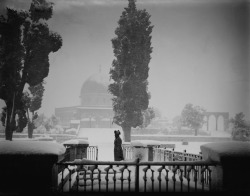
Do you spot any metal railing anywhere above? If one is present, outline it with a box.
[122,145,134,160]
[122,145,203,162]
[56,158,215,193]
[153,148,203,162]
[153,147,210,184]
[62,146,98,162]
[58,146,98,174]
[87,146,98,161]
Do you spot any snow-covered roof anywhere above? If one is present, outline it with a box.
[131,140,161,147]
[63,139,89,145]
[0,141,66,155]
[200,141,250,162]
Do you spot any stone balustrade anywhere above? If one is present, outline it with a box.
[0,139,250,194]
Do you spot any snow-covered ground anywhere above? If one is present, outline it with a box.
[0,128,230,161]
[77,128,230,161]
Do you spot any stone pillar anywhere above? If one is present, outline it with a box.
[200,141,250,194]
[131,140,161,162]
[63,139,89,161]
[132,146,148,161]
[0,141,66,194]
[147,145,154,161]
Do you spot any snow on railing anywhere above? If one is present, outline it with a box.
[153,148,203,162]
[56,158,215,193]
[122,144,203,162]
[87,146,98,161]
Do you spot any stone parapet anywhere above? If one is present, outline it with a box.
[200,141,250,194]
[131,140,161,161]
[63,139,89,161]
[0,141,65,194]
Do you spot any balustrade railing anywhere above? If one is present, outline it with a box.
[56,158,215,193]
[87,146,98,161]
[58,146,98,174]
[122,145,203,162]
[122,145,134,160]
[153,148,209,184]
[62,146,98,162]
[153,148,203,162]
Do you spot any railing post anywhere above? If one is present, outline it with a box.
[148,145,154,161]
[184,150,187,178]
[96,146,99,161]
[172,148,175,161]
[135,158,140,192]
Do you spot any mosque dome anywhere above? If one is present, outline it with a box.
[80,72,112,107]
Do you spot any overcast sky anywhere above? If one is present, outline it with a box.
[0,0,249,120]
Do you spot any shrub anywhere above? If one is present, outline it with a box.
[231,127,250,142]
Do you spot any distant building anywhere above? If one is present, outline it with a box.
[55,72,116,129]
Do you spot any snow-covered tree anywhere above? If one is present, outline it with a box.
[23,82,45,138]
[33,113,59,133]
[0,0,62,140]
[230,112,248,129]
[181,103,206,136]
[140,107,155,128]
[109,0,153,142]
[172,115,182,130]
[230,112,250,141]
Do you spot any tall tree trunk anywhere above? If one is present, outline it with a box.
[28,122,33,138]
[27,111,33,139]
[5,109,13,141]
[122,125,131,142]
[5,93,17,141]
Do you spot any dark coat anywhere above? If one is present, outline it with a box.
[114,136,124,161]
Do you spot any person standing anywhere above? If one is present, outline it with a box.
[114,130,124,161]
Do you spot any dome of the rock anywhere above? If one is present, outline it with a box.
[80,73,112,107]
[55,71,117,129]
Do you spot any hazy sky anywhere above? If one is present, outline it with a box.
[0,0,249,120]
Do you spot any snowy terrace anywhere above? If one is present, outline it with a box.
[57,138,213,193]
[57,159,213,193]
[56,141,250,194]
[0,129,249,194]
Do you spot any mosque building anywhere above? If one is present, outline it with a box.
[55,72,117,129]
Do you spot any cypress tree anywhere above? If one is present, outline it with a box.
[109,0,153,142]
